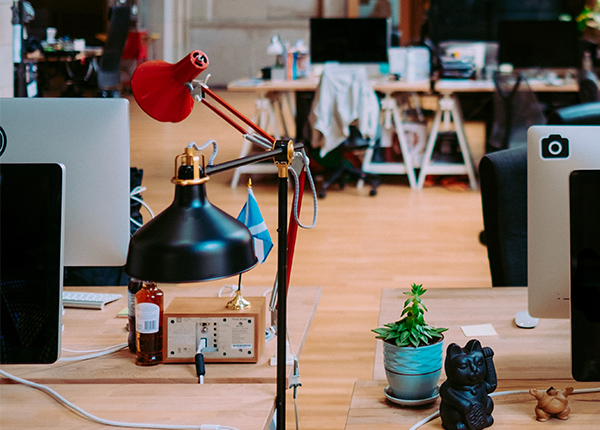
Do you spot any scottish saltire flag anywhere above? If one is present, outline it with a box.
[237,185,273,263]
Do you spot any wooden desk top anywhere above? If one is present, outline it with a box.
[345,379,600,430]
[227,77,431,94]
[374,287,580,382]
[1,285,320,385]
[357,287,600,429]
[228,77,576,95]
[0,382,275,430]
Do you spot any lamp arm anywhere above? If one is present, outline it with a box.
[196,83,276,145]
[205,142,303,176]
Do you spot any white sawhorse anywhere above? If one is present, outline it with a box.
[416,93,478,190]
[361,92,419,189]
[230,91,295,188]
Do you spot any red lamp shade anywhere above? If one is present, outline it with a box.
[131,50,209,123]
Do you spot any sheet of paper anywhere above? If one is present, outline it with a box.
[460,324,498,337]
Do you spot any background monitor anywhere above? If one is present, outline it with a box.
[498,20,580,69]
[309,18,390,65]
[0,98,130,271]
[0,163,65,364]
[426,0,570,43]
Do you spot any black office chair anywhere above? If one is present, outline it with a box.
[63,6,131,97]
[547,101,600,125]
[306,67,381,198]
[578,70,600,104]
[486,71,546,153]
[479,146,528,287]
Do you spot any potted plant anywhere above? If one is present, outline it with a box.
[372,283,448,402]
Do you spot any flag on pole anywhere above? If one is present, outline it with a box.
[237,181,273,264]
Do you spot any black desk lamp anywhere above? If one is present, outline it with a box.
[125,50,307,429]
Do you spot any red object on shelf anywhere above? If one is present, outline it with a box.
[122,30,148,64]
[131,50,209,123]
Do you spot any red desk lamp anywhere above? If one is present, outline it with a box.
[126,50,312,430]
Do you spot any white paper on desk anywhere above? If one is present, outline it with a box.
[461,324,498,337]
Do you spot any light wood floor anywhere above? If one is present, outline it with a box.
[129,90,492,430]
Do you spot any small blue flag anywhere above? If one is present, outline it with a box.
[237,185,273,264]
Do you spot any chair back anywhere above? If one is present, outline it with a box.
[97,6,131,91]
[487,72,546,153]
[479,145,527,287]
[547,101,600,125]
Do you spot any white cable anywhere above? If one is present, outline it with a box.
[0,369,240,430]
[59,343,128,362]
[62,343,129,354]
[289,150,317,230]
[408,387,600,430]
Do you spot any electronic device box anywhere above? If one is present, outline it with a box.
[163,296,266,363]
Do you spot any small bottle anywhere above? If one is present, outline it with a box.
[127,278,143,353]
[135,281,164,366]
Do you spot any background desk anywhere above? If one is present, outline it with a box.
[345,287,600,429]
[2,285,320,385]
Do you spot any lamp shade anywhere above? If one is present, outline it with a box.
[124,175,257,283]
[131,50,209,123]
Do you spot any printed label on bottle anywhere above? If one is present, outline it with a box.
[135,302,160,334]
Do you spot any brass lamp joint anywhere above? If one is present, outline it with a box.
[171,146,210,186]
[273,139,293,178]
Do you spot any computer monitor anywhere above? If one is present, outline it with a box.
[309,18,390,66]
[0,163,65,364]
[0,98,130,270]
[498,20,580,70]
[527,126,600,381]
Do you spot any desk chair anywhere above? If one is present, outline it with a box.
[308,66,381,197]
[578,69,600,103]
[63,6,131,97]
[487,71,546,153]
[547,101,600,125]
[479,146,527,287]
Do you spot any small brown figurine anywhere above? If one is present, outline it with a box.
[529,386,574,421]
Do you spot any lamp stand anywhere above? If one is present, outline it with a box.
[276,170,288,430]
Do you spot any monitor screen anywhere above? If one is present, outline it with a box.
[0,163,65,364]
[426,0,568,43]
[498,20,580,69]
[0,98,130,270]
[570,169,600,381]
[309,18,390,65]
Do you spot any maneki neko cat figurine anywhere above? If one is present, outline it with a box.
[439,339,498,430]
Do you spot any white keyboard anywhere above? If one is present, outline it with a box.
[62,291,123,310]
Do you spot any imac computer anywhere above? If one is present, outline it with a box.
[528,126,600,381]
[0,98,130,364]
[0,98,130,268]
[309,17,390,73]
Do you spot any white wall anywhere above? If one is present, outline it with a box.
[0,0,14,97]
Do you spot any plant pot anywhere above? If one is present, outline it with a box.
[383,338,443,401]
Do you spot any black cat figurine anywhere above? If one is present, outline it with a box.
[439,339,498,430]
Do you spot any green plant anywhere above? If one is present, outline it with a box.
[372,283,448,348]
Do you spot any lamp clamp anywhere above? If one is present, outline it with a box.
[273,139,294,177]
[172,145,210,186]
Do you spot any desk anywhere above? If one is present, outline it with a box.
[2,285,321,384]
[227,77,431,189]
[416,79,579,189]
[0,383,275,430]
[344,288,600,429]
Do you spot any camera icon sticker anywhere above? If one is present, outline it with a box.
[541,134,570,159]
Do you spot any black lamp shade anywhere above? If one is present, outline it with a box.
[124,181,257,283]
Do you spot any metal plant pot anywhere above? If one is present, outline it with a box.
[383,338,444,400]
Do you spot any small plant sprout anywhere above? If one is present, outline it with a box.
[372,283,448,348]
